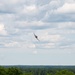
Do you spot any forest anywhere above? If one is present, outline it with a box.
[0,66,75,75]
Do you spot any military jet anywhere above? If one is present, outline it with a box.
[33,33,39,41]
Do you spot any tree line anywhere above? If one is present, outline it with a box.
[0,66,75,75]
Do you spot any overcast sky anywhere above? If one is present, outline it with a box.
[0,0,75,65]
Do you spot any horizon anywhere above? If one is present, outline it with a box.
[0,65,75,66]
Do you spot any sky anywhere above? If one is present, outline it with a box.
[0,0,75,65]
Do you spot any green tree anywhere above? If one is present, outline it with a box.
[23,72,33,75]
[55,70,75,75]
[7,67,22,75]
[0,66,7,75]
[47,73,52,75]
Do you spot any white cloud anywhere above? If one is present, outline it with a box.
[28,43,36,48]
[23,5,38,14]
[4,40,36,48]
[58,22,75,29]
[44,43,55,48]
[39,33,62,42]
[65,0,75,3]
[20,5,39,17]
[8,0,21,4]
[56,3,75,14]
[18,42,36,49]
[33,50,38,54]
[5,41,19,47]
[0,23,7,35]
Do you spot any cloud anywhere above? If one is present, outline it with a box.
[56,3,75,14]
[0,23,7,35]
[14,21,58,31]
[65,0,75,3]
[58,22,75,30]
[33,50,38,54]
[42,2,75,22]
[39,33,62,42]
[43,43,55,48]
[4,41,19,47]
[0,0,75,51]
[22,5,38,14]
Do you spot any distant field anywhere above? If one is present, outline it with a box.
[3,65,75,69]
